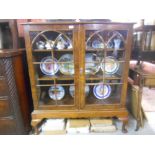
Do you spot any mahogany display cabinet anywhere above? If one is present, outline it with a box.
[23,21,134,133]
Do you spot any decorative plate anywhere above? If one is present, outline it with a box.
[101,56,119,74]
[93,84,111,99]
[40,56,59,76]
[92,40,104,48]
[59,54,74,75]
[69,85,90,98]
[48,85,65,100]
[85,53,100,75]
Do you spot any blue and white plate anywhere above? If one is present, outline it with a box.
[69,85,90,98]
[93,84,111,99]
[48,85,65,100]
[40,56,59,76]
[101,56,119,74]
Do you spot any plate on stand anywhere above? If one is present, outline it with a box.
[93,84,111,99]
[59,54,74,75]
[101,56,119,74]
[48,85,65,100]
[40,56,59,76]
[85,53,100,75]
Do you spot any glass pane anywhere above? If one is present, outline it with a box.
[85,80,122,105]
[30,30,75,106]
[85,29,127,106]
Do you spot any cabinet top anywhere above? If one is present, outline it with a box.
[22,21,135,25]
[134,25,155,32]
[0,49,24,58]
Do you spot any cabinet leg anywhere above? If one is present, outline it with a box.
[135,120,140,131]
[32,126,40,135]
[119,118,128,133]
[122,120,128,133]
[31,118,47,135]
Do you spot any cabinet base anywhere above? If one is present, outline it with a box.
[31,109,128,134]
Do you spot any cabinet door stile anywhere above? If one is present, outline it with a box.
[78,25,86,109]
[73,26,80,109]
[120,26,133,107]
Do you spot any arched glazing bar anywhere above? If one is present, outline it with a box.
[86,30,105,48]
[106,31,125,47]
[31,30,73,49]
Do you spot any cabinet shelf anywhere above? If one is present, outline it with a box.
[33,61,73,64]
[85,74,122,80]
[32,60,125,64]
[39,93,74,106]
[33,48,124,52]
[37,74,121,81]
[32,49,73,52]
[36,83,75,87]
[86,48,125,52]
[85,82,123,86]
[37,75,74,81]
[86,94,121,105]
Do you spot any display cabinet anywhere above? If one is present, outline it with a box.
[23,21,133,133]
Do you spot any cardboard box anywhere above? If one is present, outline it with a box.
[66,119,90,134]
[90,125,116,133]
[41,119,66,135]
[90,118,113,127]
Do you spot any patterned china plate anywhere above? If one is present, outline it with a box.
[93,84,111,99]
[48,85,65,100]
[40,56,59,76]
[101,56,119,74]
[59,54,74,75]
[85,53,100,75]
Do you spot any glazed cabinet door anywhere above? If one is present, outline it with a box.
[24,24,80,110]
[80,24,132,109]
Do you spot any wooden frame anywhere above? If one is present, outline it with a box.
[0,19,19,49]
